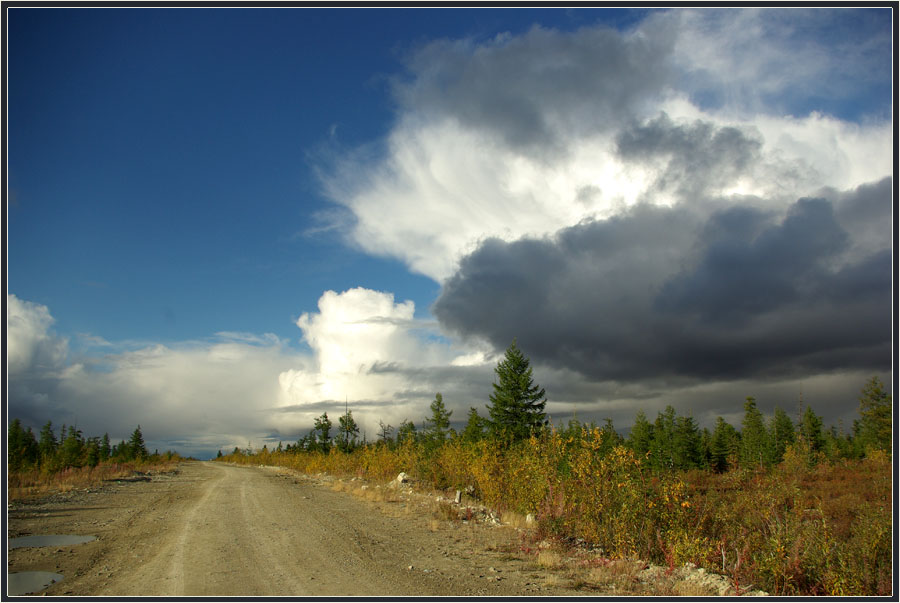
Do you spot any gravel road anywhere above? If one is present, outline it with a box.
[7,461,573,596]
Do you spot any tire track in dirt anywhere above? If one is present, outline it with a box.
[8,461,574,596]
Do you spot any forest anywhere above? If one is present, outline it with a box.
[7,422,183,499]
[218,342,892,596]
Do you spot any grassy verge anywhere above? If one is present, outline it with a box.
[7,456,185,501]
[218,431,891,596]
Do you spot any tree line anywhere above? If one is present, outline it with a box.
[234,340,891,469]
[7,421,153,472]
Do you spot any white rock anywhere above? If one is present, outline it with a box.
[397,472,409,483]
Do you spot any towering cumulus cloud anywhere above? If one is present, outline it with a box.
[318,8,891,425]
[276,288,494,436]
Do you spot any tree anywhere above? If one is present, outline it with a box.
[424,393,453,449]
[856,376,891,454]
[710,417,740,473]
[627,410,654,460]
[487,340,547,442]
[672,414,703,470]
[740,397,769,468]
[100,433,111,460]
[397,419,418,445]
[461,407,486,442]
[799,405,825,454]
[60,426,85,468]
[336,409,359,452]
[129,425,148,460]
[8,419,39,471]
[377,420,394,446]
[768,407,795,464]
[38,421,58,465]
[313,413,332,452]
[85,437,101,467]
[650,406,677,471]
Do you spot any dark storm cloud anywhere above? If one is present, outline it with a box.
[433,187,892,385]
[396,24,676,155]
[615,113,763,198]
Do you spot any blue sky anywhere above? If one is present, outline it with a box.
[7,7,893,457]
[9,8,653,345]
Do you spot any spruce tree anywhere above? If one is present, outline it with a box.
[313,413,332,452]
[650,406,677,471]
[129,426,148,460]
[672,414,703,470]
[856,376,891,454]
[740,397,769,468]
[799,406,825,454]
[627,410,654,459]
[461,408,486,442]
[100,433,111,460]
[424,393,453,448]
[710,417,739,473]
[769,407,795,464]
[487,340,547,442]
[39,420,58,465]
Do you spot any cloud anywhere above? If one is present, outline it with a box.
[433,181,892,385]
[394,24,676,155]
[7,290,498,456]
[277,287,494,436]
[653,8,892,118]
[7,294,305,457]
[317,10,891,284]
[7,294,68,376]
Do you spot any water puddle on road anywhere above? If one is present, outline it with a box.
[7,571,64,595]
[8,534,96,549]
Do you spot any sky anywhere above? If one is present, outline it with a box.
[6,7,894,459]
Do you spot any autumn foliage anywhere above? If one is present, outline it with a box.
[221,423,891,596]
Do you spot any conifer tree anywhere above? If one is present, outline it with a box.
[856,376,891,454]
[424,393,453,448]
[710,416,740,472]
[672,414,703,470]
[799,405,825,454]
[39,420,58,464]
[313,413,332,452]
[487,340,547,441]
[740,397,769,467]
[461,407,486,442]
[627,410,654,459]
[768,407,795,464]
[100,433,111,460]
[650,406,677,470]
[129,425,148,460]
[397,419,417,444]
[336,409,359,452]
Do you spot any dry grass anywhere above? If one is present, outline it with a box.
[536,549,566,570]
[672,578,720,597]
[8,460,181,501]
[585,559,645,590]
[500,510,531,530]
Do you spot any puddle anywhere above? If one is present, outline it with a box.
[7,571,64,596]
[8,534,96,549]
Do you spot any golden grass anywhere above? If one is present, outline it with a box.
[536,550,566,570]
[7,459,182,501]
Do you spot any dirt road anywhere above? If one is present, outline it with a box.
[7,461,574,596]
